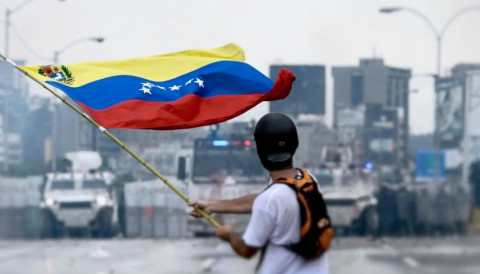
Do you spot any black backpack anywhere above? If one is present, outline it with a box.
[275,169,335,259]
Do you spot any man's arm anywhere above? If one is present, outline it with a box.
[188,193,258,218]
[216,224,258,259]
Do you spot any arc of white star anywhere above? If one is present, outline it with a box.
[140,86,152,95]
[170,85,181,91]
[141,82,155,88]
[156,85,166,90]
[194,78,204,88]
[185,79,193,86]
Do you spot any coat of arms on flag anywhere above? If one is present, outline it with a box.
[38,65,75,85]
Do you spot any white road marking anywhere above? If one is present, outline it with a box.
[384,244,420,268]
[201,258,216,272]
[201,243,224,272]
[403,256,420,268]
[89,244,111,259]
[382,244,399,255]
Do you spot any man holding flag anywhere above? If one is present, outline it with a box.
[5,42,295,223]
[189,113,331,274]
[2,43,313,272]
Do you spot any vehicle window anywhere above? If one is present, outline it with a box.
[51,180,74,190]
[193,154,229,177]
[230,152,266,177]
[83,179,107,189]
[192,152,267,183]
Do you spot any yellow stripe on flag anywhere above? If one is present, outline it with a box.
[20,43,245,87]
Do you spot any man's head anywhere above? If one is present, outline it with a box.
[254,113,298,171]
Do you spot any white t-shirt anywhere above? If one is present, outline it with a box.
[242,182,329,274]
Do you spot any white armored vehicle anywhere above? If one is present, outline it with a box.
[41,151,118,237]
[312,146,379,235]
[177,123,268,236]
[183,135,268,236]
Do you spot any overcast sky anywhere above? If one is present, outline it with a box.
[1,0,480,134]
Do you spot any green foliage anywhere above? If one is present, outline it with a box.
[61,65,73,79]
[38,67,46,76]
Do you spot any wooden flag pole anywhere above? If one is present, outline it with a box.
[0,54,221,228]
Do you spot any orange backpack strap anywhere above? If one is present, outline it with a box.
[276,169,315,192]
[276,169,315,238]
[275,168,335,259]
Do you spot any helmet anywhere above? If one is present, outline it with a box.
[254,113,298,171]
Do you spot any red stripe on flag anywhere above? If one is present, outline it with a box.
[77,68,295,130]
[263,68,295,101]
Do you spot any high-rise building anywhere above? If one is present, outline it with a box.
[0,60,26,92]
[53,99,81,161]
[269,65,326,117]
[53,98,121,161]
[0,60,29,167]
[0,85,5,164]
[332,59,411,125]
[22,98,52,171]
[452,64,480,80]
[332,58,411,169]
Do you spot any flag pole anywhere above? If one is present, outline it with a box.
[0,54,220,228]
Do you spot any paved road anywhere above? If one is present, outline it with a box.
[0,236,479,274]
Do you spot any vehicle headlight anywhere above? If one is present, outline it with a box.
[45,198,56,207]
[96,196,107,207]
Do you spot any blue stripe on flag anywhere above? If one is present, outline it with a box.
[47,60,273,110]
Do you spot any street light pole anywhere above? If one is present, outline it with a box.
[51,36,104,172]
[4,0,65,57]
[4,0,38,172]
[5,0,35,58]
[380,6,480,185]
[5,9,10,58]
[379,7,440,76]
[379,6,480,77]
[53,37,104,64]
[4,0,66,173]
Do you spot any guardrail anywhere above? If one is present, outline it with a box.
[0,176,43,238]
[124,179,190,238]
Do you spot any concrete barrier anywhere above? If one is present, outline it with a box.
[0,176,43,239]
[124,179,189,238]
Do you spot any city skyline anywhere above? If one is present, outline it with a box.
[1,0,480,134]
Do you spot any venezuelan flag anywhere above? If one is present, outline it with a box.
[20,43,295,130]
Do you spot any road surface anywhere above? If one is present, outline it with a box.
[0,236,479,273]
